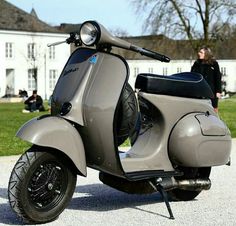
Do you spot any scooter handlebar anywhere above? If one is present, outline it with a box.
[141,48,170,62]
[130,45,170,62]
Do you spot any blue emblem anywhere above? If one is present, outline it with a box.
[89,55,97,64]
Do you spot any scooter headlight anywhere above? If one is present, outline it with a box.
[80,21,100,46]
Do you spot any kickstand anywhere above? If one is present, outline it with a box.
[150,179,175,220]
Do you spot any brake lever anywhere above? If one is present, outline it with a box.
[47,32,81,47]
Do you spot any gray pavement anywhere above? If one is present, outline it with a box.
[0,139,235,226]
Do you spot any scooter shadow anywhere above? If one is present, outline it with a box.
[0,184,170,225]
[68,183,169,218]
[0,188,22,225]
[0,187,8,199]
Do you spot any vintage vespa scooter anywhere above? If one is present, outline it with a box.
[8,21,231,223]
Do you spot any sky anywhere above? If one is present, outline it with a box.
[6,0,146,36]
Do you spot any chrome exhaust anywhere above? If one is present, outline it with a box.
[158,178,211,191]
[149,177,211,220]
[174,179,211,191]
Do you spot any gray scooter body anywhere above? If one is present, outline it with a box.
[121,93,231,172]
[17,47,231,179]
[11,20,232,223]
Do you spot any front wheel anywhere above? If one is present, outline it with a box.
[168,167,211,201]
[8,146,77,224]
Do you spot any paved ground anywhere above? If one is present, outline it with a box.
[0,139,235,226]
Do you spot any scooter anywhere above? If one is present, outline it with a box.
[8,21,231,224]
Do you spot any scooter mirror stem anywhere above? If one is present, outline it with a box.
[47,40,67,47]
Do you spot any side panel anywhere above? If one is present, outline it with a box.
[121,93,218,172]
[16,116,87,176]
[169,113,231,166]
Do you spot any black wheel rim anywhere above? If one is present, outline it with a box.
[27,161,67,210]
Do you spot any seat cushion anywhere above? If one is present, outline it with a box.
[135,72,214,99]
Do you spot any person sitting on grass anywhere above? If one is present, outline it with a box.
[22,90,45,113]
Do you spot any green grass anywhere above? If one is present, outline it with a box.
[0,102,46,156]
[219,95,236,137]
[0,97,235,156]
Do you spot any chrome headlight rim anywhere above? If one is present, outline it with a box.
[79,21,100,46]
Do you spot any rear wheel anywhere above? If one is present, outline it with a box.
[116,83,140,146]
[168,167,211,201]
[8,147,77,224]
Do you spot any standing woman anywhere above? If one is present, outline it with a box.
[191,46,222,113]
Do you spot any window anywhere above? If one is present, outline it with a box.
[28,43,36,59]
[221,67,226,76]
[5,42,13,58]
[148,67,153,73]
[49,70,58,90]
[28,69,36,90]
[6,69,15,94]
[163,67,168,75]
[134,67,139,77]
[49,46,56,59]
[177,67,182,73]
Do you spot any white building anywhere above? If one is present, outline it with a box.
[0,0,235,100]
[0,0,70,100]
[0,30,70,99]
[128,59,236,93]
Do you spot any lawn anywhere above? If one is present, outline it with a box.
[0,102,46,156]
[219,96,236,137]
[0,97,235,156]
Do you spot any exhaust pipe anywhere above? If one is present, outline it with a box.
[158,178,211,191]
[174,179,211,191]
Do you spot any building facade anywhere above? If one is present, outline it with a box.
[0,0,71,100]
[0,29,70,99]
[0,0,235,100]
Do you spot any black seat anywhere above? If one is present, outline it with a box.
[135,72,214,99]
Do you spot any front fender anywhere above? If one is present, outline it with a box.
[16,116,87,176]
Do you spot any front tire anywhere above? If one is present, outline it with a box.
[8,147,77,224]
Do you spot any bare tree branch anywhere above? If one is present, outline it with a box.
[131,0,236,51]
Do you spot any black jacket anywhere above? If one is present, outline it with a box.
[24,95,43,108]
[191,59,222,95]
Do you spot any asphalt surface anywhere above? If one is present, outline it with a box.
[0,139,235,226]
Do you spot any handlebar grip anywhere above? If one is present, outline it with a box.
[141,48,170,62]
[130,45,170,62]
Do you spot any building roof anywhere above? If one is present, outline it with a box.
[0,0,61,33]
[2,0,235,59]
[114,35,236,60]
[30,8,38,19]
[56,23,81,33]
[110,35,196,60]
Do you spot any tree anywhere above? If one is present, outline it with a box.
[132,0,236,51]
[109,27,129,37]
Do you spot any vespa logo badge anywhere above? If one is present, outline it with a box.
[89,55,98,64]
[63,67,79,77]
